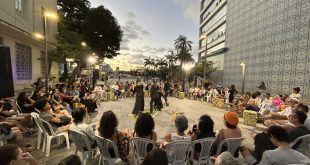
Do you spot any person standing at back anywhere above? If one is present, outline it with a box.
[228,84,238,104]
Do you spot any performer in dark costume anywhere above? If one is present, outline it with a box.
[150,81,160,114]
[163,81,171,106]
[131,80,145,115]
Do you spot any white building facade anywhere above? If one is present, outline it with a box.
[199,0,227,84]
[0,0,58,90]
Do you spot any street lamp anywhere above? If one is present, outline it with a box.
[87,56,96,86]
[240,62,246,94]
[182,64,192,92]
[42,10,58,91]
[81,42,87,47]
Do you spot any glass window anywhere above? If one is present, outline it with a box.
[15,0,25,16]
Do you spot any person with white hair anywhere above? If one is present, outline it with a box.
[211,151,241,165]
[164,115,191,145]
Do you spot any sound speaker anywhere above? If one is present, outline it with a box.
[93,70,99,80]
[0,46,14,98]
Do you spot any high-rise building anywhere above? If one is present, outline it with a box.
[0,0,58,90]
[224,0,310,99]
[199,0,227,84]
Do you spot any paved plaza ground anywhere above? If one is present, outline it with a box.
[27,96,266,164]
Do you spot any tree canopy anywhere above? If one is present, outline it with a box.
[82,6,123,58]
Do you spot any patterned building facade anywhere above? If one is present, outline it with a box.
[224,0,310,99]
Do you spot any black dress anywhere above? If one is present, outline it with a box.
[132,84,144,114]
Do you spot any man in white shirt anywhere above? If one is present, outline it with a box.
[258,126,310,165]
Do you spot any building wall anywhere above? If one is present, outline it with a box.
[0,0,58,90]
[224,0,310,99]
[199,0,227,84]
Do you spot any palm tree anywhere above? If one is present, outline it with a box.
[174,35,193,67]
[144,57,152,70]
[176,51,195,64]
[156,58,168,69]
[165,51,177,78]
[150,58,156,70]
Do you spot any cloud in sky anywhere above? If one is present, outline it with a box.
[89,0,200,71]
[106,44,173,70]
[172,0,200,24]
[120,12,150,50]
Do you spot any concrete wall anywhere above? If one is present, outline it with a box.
[0,0,58,90]
[224,0,310,100]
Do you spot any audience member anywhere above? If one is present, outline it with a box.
[71,108,95,144]
[0,144,37,165]
[142,148,168,165]
[289,87,301,101]
[258,126,310,164]
[164,115,190,144]
[17,92,35,113]
[213,112,242,156]
[98,110,125,158]
[133,113,157,141]
[34,99,71,133]
[211,151,241,165]
[58,154,81,165]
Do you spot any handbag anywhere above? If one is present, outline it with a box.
[118,137,130,163]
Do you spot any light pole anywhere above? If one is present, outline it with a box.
[183,64,191,92]
[42,10,57,91]
[240,62,246,94]
[87,56,96,86]
[200,34,208,83]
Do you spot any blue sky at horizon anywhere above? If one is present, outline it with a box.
[89,0,200,70]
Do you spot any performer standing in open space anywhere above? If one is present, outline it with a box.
[131,79,145,115]
[150,81,160,114]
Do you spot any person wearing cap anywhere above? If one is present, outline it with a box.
[289,87,301,101]
[213,111,242,156]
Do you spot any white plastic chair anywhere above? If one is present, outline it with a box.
[95,135,122,165]
[165,140,192,165]
[39,118,70,157]
[205,91,212,102]
[131,137,158,164]
[30,112,45,150]
[215,137,244,157]
[191,138,215,165]
[69,129,97,165]
[15,101,23,115]
[289,134,310,158]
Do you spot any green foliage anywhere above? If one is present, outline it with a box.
[82,6,123,58]
[188,61,217,82]
[174,35,194,67]
[57,0,90,33]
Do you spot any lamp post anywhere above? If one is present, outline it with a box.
[200,34,208,83]
[87,56,96,87]
[183,64,191,92]
[42,10,57,91]
[240,62,246,94]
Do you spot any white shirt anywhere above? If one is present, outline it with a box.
[171,133,191,142]
[111,84,119,90]
[278,106,292,117]
[290,93,301,101]
[258,147,310,165]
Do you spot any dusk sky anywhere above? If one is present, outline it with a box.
[89,0,200,70]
